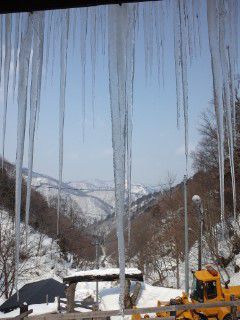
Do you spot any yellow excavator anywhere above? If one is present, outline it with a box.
[132,265,240,320]
[132,196,240,320]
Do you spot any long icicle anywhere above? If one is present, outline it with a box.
[126,5,137,249]
[13,13,20,99]
[90,8,97,128]
[0,16,2,86]
[108,3,136,311]
[80,8,88,141]
[218,0,237,224]
[2,14,12,169]
[15,13,33,299]
[57,10,69,236]
[25,12,45,241]
[179,0,189,173]
[173,0,182,128]
[207,0,225,230]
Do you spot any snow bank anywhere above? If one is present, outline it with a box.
[0,301,58,318]
[66,268,142,278]
[0,281,182,318]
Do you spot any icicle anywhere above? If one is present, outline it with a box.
[0,17,2,86]
[196,0,202,54]
[143,5,150,82]
[179,0,189,172]
[51,13,61,82]
[207,0,239,228]
[2,14,12,169]
[173,0,182,128]
[218,1,236,224]
[44,11,53,84]
[173,0,189,171]
[207,0,225,229]
[13,13,20,98]
[15,13,33,297]
[57,10,69,236]
[108,3,136,311]
[192,0,197,54]
[80,8,88,141]
[126,6,137,249]
[154,1,165,87]
[99,6,106,56]
[90,8,97,127]
[72,8,78,55]
[25,12,44,240]
[186,0,193,63]
[159,2,165,86]
[147,3,154,78]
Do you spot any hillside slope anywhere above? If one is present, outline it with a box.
[0,161,95,265]
[25,170,158,224]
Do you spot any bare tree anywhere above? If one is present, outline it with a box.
[191,109,219,172]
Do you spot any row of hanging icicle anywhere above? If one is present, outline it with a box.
[0,0,239,309]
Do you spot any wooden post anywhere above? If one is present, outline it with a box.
[14,309,33,320]
[124,280,141,309]
[124,279,131,309]
[66,283,77,313]
[131,282,141,307]
[19,303,28,315]
[57,296,61,313]
[230,295,237,320]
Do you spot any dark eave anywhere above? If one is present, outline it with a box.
[0,1,154,14]
[63,272,144,284]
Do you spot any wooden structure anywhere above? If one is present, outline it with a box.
[63,269,143,284]
[1,298,240,320]
[63,268,143,312]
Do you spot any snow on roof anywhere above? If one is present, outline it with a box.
[66,268,142,277]
[64,268,143,283]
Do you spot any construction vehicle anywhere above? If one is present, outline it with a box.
[132,265,240,320]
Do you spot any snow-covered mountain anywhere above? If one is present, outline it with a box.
[24,170,158,224]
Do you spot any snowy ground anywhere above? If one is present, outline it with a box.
[1,210,239,319]
[0,281,182,319]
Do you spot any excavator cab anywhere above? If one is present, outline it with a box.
[190,272,219,303]
[190,276,204,303]
[190,266,221,303]
[190,266,233,320]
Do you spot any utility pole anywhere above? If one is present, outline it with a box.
[192,195,204,271]
[183,175,189,295]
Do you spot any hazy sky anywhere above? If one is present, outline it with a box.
[1,2,213,186]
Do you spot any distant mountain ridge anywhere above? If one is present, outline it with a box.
[23,170,160,224]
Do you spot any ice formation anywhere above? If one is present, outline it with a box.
[15,13,33,296]
[2,14,12,168]
[173,0,189,172]
[80,8,88,141]
[207,0,238,227]
[90,8,97,127]
[26,12,45,239]
[108,3,136,310]
[12,13,20,98]
[57,11,69,236]
[0,0,238,307]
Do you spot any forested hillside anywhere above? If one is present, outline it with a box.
[105,103,240,287]
[0,160,95,264]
